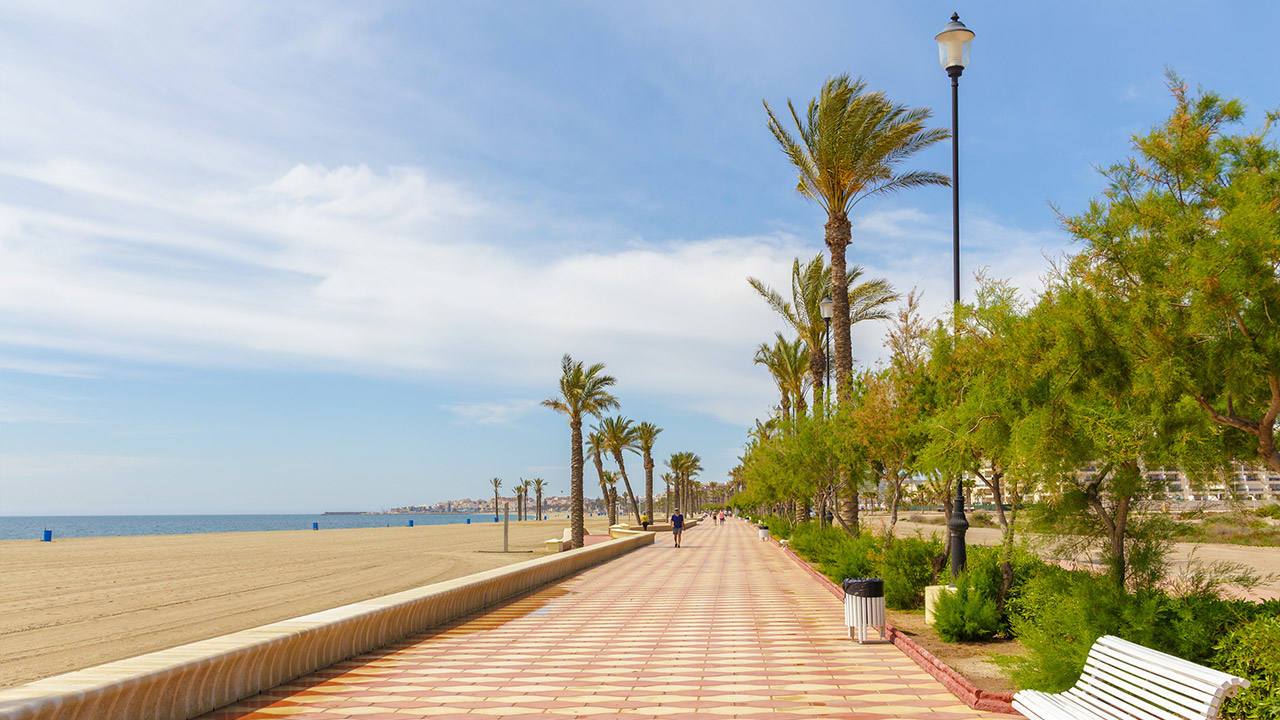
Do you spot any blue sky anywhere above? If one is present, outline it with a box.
[1,1,1275,514]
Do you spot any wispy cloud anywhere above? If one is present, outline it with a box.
[443,399,540,425]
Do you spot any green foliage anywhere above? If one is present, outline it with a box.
[1257,504,1280,520]
[760,514,794,540]
[961,544,1053,634]
[788,523,878,582]
[1007,573,1164,692]
[934,572,1000,642]
[880,536,940,610]
[1215,616,1280,720]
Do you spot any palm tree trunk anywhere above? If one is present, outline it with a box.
[570,420,585,548]
[644,455,654,522]
[536,490,543,522]
[613,453,642,524]
[827,215,859,534]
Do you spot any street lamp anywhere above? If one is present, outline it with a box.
[936,11,974,579]
[819,295,834,407]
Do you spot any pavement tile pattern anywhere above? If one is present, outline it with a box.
[202,519,1001,719]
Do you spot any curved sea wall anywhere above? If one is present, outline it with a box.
[0,532,654,720]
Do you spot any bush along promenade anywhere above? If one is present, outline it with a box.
[733,75,1280,720]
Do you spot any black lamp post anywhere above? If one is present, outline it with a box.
[936,11,975,578]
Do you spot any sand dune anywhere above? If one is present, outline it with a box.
[0,518,610,687]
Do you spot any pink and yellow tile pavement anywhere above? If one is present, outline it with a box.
[202,521,1003,720]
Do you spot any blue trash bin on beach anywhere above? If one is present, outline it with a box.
[41,529,53,542]
[312,521,319,531]
[408,519,414,527]
[466,518,471,525]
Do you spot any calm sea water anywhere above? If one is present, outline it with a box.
[0,513,505,541]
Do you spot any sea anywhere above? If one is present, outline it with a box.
[0,513,505,541]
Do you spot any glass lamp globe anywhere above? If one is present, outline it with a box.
[935,13,975,71]
[819,296,834,320]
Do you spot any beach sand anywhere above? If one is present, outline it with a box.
[0,518,610,688]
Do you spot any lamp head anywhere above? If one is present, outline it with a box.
[935,12,975,74]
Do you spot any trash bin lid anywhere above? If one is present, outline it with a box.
[841,578,884,597]
[757,524,768,529]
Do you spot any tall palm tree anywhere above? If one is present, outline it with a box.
[662,472,674,518]
[533,477,546,521]
[599,416,643,525]
[519,478,532,521]
[635,421,662,522]
[667,451,703,513]
[765,75,947,405]
[542,354,619,548]
[602,470,619,526]
[587,430,611,520]
[750,254,898,411]
[754,333,810,420]
[490,477,502,519]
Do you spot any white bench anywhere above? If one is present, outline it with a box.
[542,528,573,553]
[1013,635,1250,720]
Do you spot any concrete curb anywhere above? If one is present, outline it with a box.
[768,536,1019,716]
[0,532,655,720]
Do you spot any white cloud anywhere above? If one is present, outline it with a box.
[0,158,1070,427]
[443,399,540,425]
[0,160,807,424]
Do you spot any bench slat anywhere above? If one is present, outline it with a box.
[1082,654,1214,717]
[1015,689,1113,720]
[1099,636,1245,689]
[1089,644,1222,699]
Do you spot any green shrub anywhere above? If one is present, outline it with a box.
[1255,504,1280,520]
[879,536,940,609]
[1215,616,1280,720]
[935,572,1000,642]
[821,533,878,582]
[1007,573,1164,692]
[1155,593,1258,665]
[761,514,795,539]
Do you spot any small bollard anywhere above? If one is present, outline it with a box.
[312,521,319,531]
[41,529,53,542]
[408,519,414,527]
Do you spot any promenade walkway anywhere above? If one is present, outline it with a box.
[204,520,999,719]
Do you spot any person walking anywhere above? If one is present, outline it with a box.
[671,508,684,548]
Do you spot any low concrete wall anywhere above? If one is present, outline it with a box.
[0,532,654,720]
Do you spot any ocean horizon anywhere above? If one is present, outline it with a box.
[0,512,518,541]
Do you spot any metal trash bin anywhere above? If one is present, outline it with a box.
[842,578,888,643]
[757,524,769,541]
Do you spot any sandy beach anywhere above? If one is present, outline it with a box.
[0,518,609,688]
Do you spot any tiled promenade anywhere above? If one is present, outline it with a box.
[204,520,1000,719]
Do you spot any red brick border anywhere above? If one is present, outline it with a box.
[769,537,1019,716]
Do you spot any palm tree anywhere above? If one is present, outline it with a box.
[542,354,619,548]
[533,478,546,521]
[635,421,662,522]
[750,254,898,411]
[667,451,703,513]
[602,470,619,526]
[662,472,674,518]
[519,478,533,521]
[765,75,947,405]
[587,429,611,521]
[490,477,502,519]
[754,333,810,421]
[599,416,643,525]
